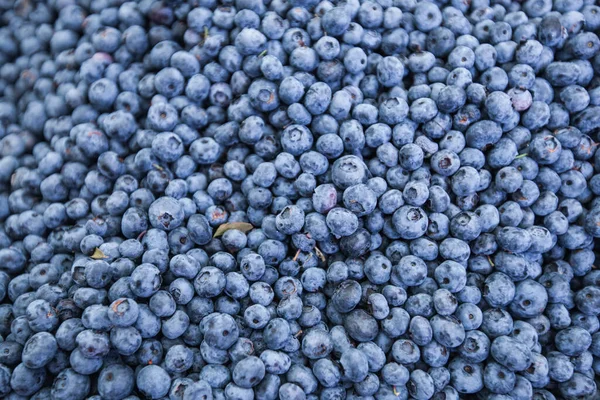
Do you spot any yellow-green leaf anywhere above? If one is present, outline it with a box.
[213,222,254,237]
[91,248,108,259]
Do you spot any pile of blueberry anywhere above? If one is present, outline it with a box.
[1,0,600,398]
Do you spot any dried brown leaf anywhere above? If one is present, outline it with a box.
[91,248,108,259]
[314,246,326,262]
[213,222,254,237]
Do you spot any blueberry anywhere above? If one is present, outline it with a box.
[326,207,358,237]
[136,365,171,399]
[380,307,411,341]
[407,369,436,398]
[51,368,91,400]
[393,255,426,287]
[281,125,314,156]
[377,56,404,87]
[344,309,378,342]
[22,332,57,369]
[431,315,466,348]
[410,98,438,123]
[10,363,47,396]
[276,205,305,235]
[339,348,369,383]
[449,357,484,394]
[547,351,574,383]
[555,327,592,357]
[392,206,428,239]
[559,372,597,399]
[491,335,532,372]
